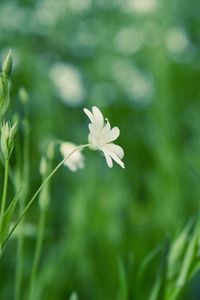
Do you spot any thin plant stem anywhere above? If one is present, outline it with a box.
[15,114,30,300]
[29,140,53,300]
[0,152,15,186]
[3,144,89,246]
[28,207,46,300]
[15,223,24,300]
[0,159,9,234]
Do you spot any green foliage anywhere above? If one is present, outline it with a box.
[117,260,128,300]
[138,220,200,300]
[0,189,21,246]
[0,0,200,299]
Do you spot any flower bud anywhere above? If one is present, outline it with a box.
[2,50,12,77]
[22,119,30,135]
[1,122,10,159]
[38,186,49,212]
[19,87,29,104]
[47,141,55,160]
[39,156,50,211]
[0,75,10,118]
[1,121,17,160]
[39,156,48,177]
[10,121,17,140]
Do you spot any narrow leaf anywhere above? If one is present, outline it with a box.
[117,259,128,300]
[0,188,21,245]
[176,222,199,288]
[167,220,193,280]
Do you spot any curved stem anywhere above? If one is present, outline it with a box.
[3,144,89,246]
[0,159,9,235]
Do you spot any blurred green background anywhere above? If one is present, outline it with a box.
[0,0,200,299]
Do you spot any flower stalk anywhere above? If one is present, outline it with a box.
[28,206,46,300]
[3,144,89,247]
[15,95,30,300]
[0,159,9,236]
[28,146,53,300]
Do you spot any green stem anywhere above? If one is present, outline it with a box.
[28,208,46,300]
[29,140,53,300]
[15,225,24,300]
[15,118,30,300]
[3,144,89,246]
[0,159,9,235]
[0,151,15,186]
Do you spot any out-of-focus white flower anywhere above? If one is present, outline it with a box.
[122,0,157,14]
[166,27,189,54]
[60,142,85,172]
[114,27,144,55]
[68,0,91,12]
[84,106,125,169]
[112,59,154,105]
[49,62,85,106]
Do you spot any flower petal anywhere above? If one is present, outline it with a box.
[107,150,125,169]
[83,108,95,123]
[106,126,120,143]
[104,143,124,159]
[92,106,104,126]
[103,151,113,168]
[60,142,85,172]
[99,120,111,137]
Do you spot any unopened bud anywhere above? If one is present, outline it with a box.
[2,50,12,77]
[39,156,48,177]
[0,75,9,118]
[47,141,55,160]
[22,119,30,135]
[1,122,10,159]
[1,121,17,160]
[19,87,29,104]
[38,157,50,211]
[10,121,17,140]
[38,186,49,212]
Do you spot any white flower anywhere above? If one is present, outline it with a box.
[60,142,85,172]
[49,63,85,106]
[84,106,125,169]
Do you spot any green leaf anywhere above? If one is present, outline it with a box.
[189,260,200,281]
[176,222,199,288]
[167,220,193,280]
[138,245,161,283]
[117,259,128,300]
[149,276,161,300]
[167,222,199,300]
[148,239,169,300]
[0,188,21,245]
